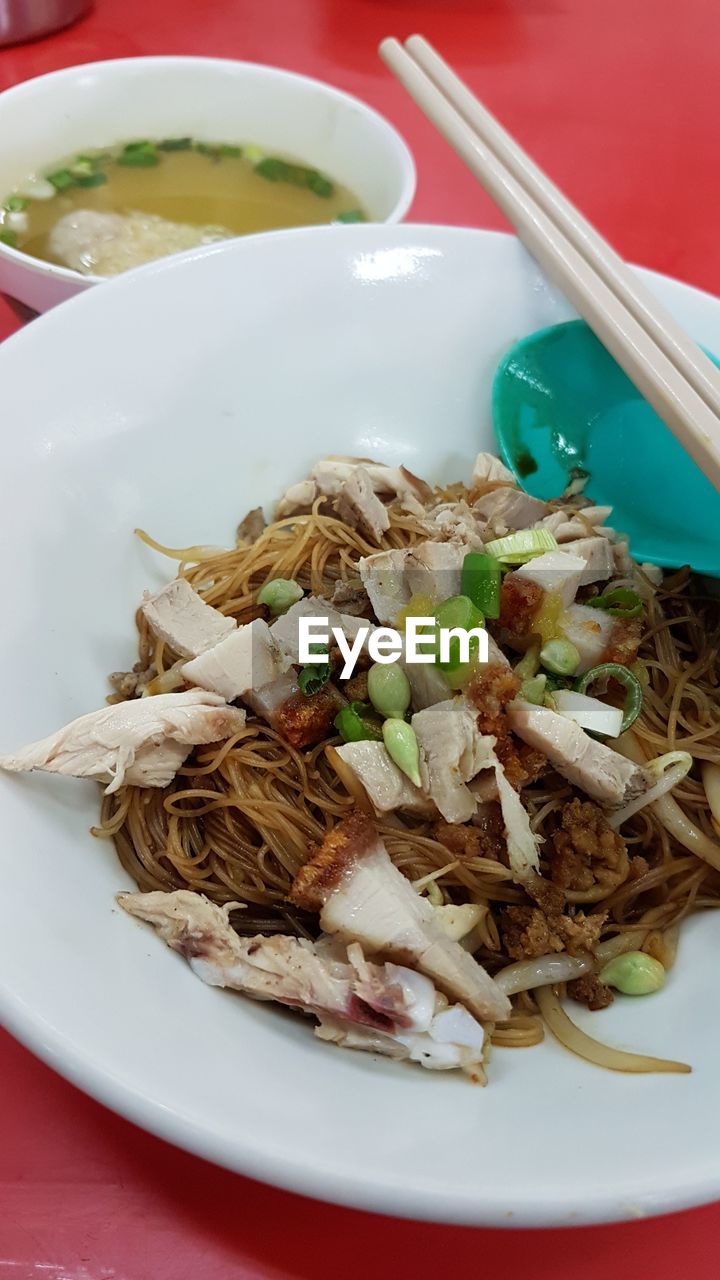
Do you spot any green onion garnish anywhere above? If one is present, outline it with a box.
[46,169,75,191]
[574,663,644,733]
[158,137,193,151]
[519,674,547,705]
[540,638,581,676]
[485,528,559,565]
[298,662,331,696]
[587,587,643,619]
[460,552,501,617]
[0,229,18,247]
[117,141,159,167]
[255,156,334,197]
[75,172,108,188]
[4,195,29,213]
[334,701,383,743]
[334,209,366,223]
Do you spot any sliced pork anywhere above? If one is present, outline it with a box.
[508,701,649,807]
[335,466,391,543]
[514,550,587,609]
[412,698,496,823]
[471,452,515,486]
[290,813,511,1022]
[0,690,246,793]
[142,578,236,659]
[473,487,548,532]
[118,890,486,1073]
[183,618,290,701]
[334,740,433,814]
[561,603,616,673]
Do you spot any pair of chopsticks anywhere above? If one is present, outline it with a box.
[380,35,720,493]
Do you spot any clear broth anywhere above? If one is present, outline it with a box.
[14,144,366,269]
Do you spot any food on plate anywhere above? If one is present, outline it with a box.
[2,450,718,1080]
[1,139,365,273]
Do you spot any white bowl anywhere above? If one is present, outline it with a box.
[0,225,718,1226]
[0,56,415,313]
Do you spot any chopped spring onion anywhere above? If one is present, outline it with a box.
[117,141,159,167]
[334,209,366,223]
[335,702,383,744]
[535,986,690,1074]
[484,528,558,565]
[435,594,483,633]
[519,674,547,705]
[587,586,643,619]
[382,718,422,787]
[4,195,29,213]
[540,637,580,676]
[0,229,17,248]
[552,689,624,738]
[607,750,693,829]
[599,951,665,995]
[46,168,75,191]
[495,952,592,996]
[255,156,333,197]
[460,552,501,617]
[257,577,303,616]
[574,662,643,733]
[298,658,331,696]
[367,662,411,720]
[76,171,108,188]
[514,642,540,680]
[158,137,193,151]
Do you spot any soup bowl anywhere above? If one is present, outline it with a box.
[0,56,415,312]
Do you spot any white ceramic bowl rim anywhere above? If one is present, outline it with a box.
[1,224,719,1228]
[0,54,416,288]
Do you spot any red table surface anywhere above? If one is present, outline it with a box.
[1,0,719,1273]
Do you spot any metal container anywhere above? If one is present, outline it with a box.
[0,0,91,46]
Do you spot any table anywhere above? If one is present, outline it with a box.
[1,0,718,1273]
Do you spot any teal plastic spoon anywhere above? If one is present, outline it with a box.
[492,319,720,575]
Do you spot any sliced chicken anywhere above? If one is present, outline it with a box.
[420,501,485,551]
[118,890,486,1073]
[471,452,515,486]
[276,478,317,519]
[290,813,511,1022]
[412,698,496,823]
[404,540,465,602]
[561,603,616,673]
[270,596,369,665]
[538,507,613,544]
[359,547,411,623]
[335,466,391,543]
[571,536,615,585]
[334,740,434,814]
[492,758,540,880]
[473,487,548,532]
[515,550,587,609]
[275,458,431,519]
[508,701,649,807]
[0,690,246,793]
[183,618,290,701]
[142,578,236,659]
[398,653,452,711]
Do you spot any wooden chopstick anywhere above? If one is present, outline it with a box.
[405,34,720,426]
[380,36,720,493]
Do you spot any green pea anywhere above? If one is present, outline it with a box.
[599,951,665,995]
[367,663,411,720]
[519,674,547,705]
[257,578,303,616]
[382,718,421,788]
[540,637,581,676]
